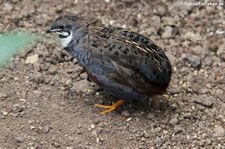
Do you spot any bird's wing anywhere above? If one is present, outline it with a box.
[101,29,172,95]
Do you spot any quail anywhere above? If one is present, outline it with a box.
[47,14,172,114]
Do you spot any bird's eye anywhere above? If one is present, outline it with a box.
[59,25,64,29]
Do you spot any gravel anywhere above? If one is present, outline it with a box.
[0,0,224,148]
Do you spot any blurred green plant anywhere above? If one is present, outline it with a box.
[204,0,209,3]
[0,31,36,67]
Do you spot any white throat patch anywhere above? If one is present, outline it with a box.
[59,32,73,48]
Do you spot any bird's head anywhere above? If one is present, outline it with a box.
[47,14,88,48]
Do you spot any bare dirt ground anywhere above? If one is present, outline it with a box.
[0,0,225,148]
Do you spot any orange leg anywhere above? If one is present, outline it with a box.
[95,99,125,115]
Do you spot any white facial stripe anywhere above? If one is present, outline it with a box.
[59,32,73,48]
[57,31,69,37]
[50,28,61,32]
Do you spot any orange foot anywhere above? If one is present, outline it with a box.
[95,99,125,115]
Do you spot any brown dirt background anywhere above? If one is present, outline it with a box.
[0,0,225,148]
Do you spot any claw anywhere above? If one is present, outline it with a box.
[95,99,125,115]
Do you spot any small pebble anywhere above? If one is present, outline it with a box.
[104,0,110,3]
[0,92,7,98]
[184,53,201,68]
[25,54,39,64]
[65,79,73,86]
[214,126,225,137]
[162,26,173,39]
[216,88,223,95]
[72,79,90,93]
[194,97,213,108]
[147,113,154,119]
[3,3,13,12]
[154,127,161,133]
[121,110,130,117]
[126,118,132,122]
[48,66,57,75]
[90,124,95,129]
[169,114,179,125]
[155,5,167,16]
[13,104,24,112]
[174,125,183,134]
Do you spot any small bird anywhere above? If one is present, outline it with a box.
[47,14,172,114]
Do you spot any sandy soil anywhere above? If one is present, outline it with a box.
[0,0,225,148]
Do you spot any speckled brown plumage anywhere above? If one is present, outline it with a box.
[47,14,172,114]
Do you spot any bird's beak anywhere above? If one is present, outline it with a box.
[46,28,52,33]
[46,28,62,33]
[46,28,55,33]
